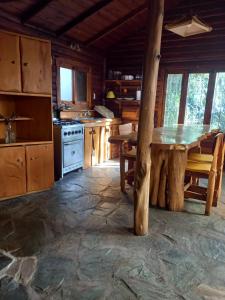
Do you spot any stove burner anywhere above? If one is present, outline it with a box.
[53,119,81,126]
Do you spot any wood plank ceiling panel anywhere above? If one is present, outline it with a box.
[0,0,36,16]
[28,0,100,32]
[66,0,145,41]
[94,10,148,49]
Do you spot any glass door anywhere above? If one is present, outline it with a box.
[184,73,209,125]
[163,74,183,126]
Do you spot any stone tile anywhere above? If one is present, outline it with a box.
[0,161,225,299]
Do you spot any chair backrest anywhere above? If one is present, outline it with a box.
[119,123,133,135]
[211,133,224,171]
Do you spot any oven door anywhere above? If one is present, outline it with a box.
[63,139,83,173]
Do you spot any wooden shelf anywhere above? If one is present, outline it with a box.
[0,91,51,97]
[105,80,141,84]
[0,140,53,147]
[0,117,33,122]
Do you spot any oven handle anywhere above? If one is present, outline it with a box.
[64,141,80,146]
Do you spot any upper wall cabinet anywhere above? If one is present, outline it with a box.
[20,37,52,94]
[0,31,21,92]
[0,31,52,95]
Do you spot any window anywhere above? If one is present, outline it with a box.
[211,72,225,130]
[163,71,225,129]
[163,74,183,126]
[60,67,73,102]
[57,59,91,107]
[184,73,209,125]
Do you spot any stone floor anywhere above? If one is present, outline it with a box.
[1,161,225,299]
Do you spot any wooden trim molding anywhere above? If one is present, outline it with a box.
[178,72,189,124]
[204,72,216,124]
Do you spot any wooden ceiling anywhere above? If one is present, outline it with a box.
[0,0,180,49]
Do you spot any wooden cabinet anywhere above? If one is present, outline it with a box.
[26,144,54,192]
[0,31,21,92]
[0,30,51,95]
[84,127,100,169]
[20,37,52,94]
[0,147,26,199]
[109,124,120,159]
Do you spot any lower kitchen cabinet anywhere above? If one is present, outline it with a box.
[26,143,54,192]
[0,143,54,200]
[0,146,26,199]
[84,127,100,169]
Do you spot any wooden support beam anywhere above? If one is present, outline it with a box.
[204,72,216,125]
[21,0,53,23]
[85,4,147,46]
[56,0,113,37]
[134,0,164,236]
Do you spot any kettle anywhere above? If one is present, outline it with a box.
[106,90,116,99]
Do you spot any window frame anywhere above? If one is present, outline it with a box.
[56,57,92,109]
[162,67,221,126]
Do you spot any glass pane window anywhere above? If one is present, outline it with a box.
[163,74,183,126]
[60,67,73,101]
[211,72,225,130]
[184,73,209,125]
[76,71,87,102]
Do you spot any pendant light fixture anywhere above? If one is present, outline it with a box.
[165,15,212,37]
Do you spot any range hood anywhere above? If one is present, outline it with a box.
[165,16,212,37]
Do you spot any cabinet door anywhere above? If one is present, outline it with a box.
[26,144,54,192]
[110,125,120,159]
[0,147,26,199]
[84,128,92,169]
[92,127,100,166]
[20,37,52,94]
[99,126,105,164]
[0,32,21,92]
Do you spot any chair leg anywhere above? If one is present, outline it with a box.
[120,156,126,193]
[127,160,134,185]
[205,171,216,216]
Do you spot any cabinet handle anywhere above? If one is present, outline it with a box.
[23,62,28,66]
[11,60,15,64]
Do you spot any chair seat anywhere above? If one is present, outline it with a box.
[188,153,213,163]
[122,148,136,159]
[186,160,211,174]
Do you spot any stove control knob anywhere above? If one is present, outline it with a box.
[64,132,68,136]
[72,131,74,134]
[75,130,78,134]
[79,130,81,134]
[68,132,71,136]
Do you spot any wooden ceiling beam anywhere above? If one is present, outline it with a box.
[85,4,147,46]
[21,0,53,23]
[56,0,113,37]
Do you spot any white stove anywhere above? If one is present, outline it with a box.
[53,120,84,180]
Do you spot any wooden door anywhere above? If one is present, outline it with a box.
[92,127,100,166]
[20,37,52,94]
[0,31,21,92]
[84,128,92,169]
[26,143,54,192]
[0,146,26,199]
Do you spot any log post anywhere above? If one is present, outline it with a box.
[134,0,164,235]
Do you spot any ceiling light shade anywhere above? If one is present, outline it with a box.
[165,16,212,37]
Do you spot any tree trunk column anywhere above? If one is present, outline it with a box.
[134,0,164,235]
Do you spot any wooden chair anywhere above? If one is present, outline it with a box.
[119,123,137,192]
[184,133,224,215]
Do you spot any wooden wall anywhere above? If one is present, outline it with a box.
[0,17,104,106]
[106,0,225,126]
